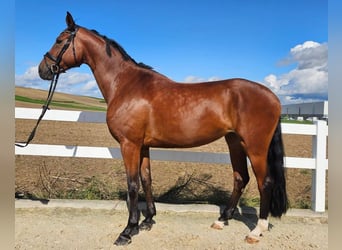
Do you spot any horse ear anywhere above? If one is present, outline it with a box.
[66,11,76,31]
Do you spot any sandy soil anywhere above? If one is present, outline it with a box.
[15,207,327,249]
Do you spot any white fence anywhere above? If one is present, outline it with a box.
[15,107,328,212]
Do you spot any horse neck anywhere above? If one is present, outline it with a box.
[78,28,147,104]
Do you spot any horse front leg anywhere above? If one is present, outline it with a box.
[139,147,156,231]
[114,141,141,246]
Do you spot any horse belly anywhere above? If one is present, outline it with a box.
[145,115,230,148]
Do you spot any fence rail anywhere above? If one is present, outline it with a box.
[15,107,328,212]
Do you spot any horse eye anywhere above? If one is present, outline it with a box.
[56,39,63,44]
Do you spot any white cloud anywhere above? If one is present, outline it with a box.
[82,80,98,91]
[263,41,328,104]
[184,75,221,83]
[79,80,102,97]
[60,72,93,85]
[15,65,99,97]
[184,75,205,83]
[15,65,44,87]
[208,76,221,82]
[57,71,94,91]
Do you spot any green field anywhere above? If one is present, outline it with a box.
[15,95,107,112]
[281,118,313,124]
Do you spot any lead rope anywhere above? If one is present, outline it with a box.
[15,72,60,147]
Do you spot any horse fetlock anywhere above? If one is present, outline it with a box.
[245,219,269,244]
[114,234,132,246]
[219,207,236,221]
[122,224,139,237]
[211,220,228,230]
[147,204,157,216]
[114,224,139,245]
[139,219,155,231]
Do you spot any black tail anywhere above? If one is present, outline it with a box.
[268,119,288,217]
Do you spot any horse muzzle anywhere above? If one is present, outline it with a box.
[38,59,66,80]
[38,61,53,80]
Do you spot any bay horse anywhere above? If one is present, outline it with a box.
[38,12,288,245]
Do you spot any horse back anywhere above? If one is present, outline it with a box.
[140,78,281,147]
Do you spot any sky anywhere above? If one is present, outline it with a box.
[15,1,328,104]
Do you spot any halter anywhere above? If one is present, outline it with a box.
[15,28,79,148]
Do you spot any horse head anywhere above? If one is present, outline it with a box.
[38,12,82,80]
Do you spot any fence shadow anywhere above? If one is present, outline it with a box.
[155,173,231,205]
[115,173,233,206]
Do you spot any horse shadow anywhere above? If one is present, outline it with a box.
[136,199,268,232]
[225,206,259,231]
[230,206,274,231]
[137,173,271,231]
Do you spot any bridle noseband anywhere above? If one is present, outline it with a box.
[44,27,79,74]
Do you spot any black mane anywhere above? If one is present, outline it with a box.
[90,29,153,70]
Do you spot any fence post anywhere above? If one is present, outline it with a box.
[311,120,327,212]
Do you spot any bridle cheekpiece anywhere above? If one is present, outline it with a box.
[43,26,79,74]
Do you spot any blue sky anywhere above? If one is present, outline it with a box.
[15,1,327,104]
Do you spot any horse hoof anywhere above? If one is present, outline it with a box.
[114,234,132,246]
[210,220,226,230]
[139,221,154,231]
[245,234,261,244]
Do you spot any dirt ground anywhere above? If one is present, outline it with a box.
[15,206,328,249]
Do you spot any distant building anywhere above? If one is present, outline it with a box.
[281,101,328,120]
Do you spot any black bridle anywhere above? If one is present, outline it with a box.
[44,28,79,74]
[15,28,78,148]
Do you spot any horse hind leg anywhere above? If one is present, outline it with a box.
[211,132,249,229]
[244,153,272,243]
[221,133,250,220]
[245,120,288,243]
[139,147,156,231]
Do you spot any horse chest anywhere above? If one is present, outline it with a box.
[106,100,150,142]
